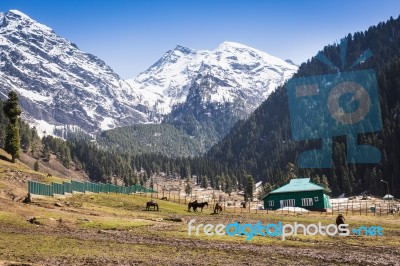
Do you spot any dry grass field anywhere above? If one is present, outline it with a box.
[0,151,399,265]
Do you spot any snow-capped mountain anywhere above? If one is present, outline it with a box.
[0,9,298,141]
[0,10,150,133]
[126,42,298,116]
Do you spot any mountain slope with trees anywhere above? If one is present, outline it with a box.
[206,16,400,198]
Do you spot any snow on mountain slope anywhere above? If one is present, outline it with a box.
[0,9,298,139]
[126,41,298,116]
[0,10,150,133]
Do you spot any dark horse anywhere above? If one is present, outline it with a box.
[336,214,346,233]
[146,201,159,211]
[188,201,208,212]
[336,214,345,226]
[214,203,223,214]
[188,200,198,212]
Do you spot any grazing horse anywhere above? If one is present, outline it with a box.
[146,201,159,211]
[336,214,346,233]
[160,197,168,200]
[188,200,198,212]
[214,203,223,214]
[188,201,208,212]
[196,202,208,212]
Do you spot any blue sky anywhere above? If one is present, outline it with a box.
[1,0,400,79]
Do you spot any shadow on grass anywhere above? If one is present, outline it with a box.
[0,154,11,162]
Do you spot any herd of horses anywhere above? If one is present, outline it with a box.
[145,199,224,214]
[146,200,348,228]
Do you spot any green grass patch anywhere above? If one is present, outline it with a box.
[0,211,32,229]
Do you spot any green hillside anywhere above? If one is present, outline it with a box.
[96,124,205,157]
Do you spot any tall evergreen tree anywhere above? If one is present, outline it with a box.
[244,174,255,201]
[185,176,193,196]
[3,91,21,163]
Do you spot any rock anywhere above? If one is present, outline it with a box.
[168,217,186,223]
[27,217,40,225]
[54,202,63,207]
[23,194,32,203]
[13,196,23,202]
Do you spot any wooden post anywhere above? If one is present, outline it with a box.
[366,202,368,216]
[360,202,361,215]
[256,200,258,214]
[352,201,354,215]
[346,202,348,216]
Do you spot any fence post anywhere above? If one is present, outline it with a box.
[360,202,361,215]
[249,201,251,213]
[351,201,354,214]
[256,200,258,214]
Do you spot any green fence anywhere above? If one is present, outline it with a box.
[28,180,157,196]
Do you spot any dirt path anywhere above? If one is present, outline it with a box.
[1,221,398,266]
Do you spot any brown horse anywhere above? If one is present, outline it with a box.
[336,214,346,233]
[214,203,223,214]
[188,201,208,212]
[336,214,345,226]
[146,201,159,211]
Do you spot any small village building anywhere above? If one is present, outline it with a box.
[263,178,331,211]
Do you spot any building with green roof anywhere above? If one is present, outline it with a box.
[262,178,331,211]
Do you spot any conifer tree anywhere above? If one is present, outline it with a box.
[3,91,21,163]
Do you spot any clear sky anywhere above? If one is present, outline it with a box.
[1,0,400,79]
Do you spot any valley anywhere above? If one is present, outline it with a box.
[0,150,399,265]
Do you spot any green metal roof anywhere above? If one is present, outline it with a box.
[268,178,324,194]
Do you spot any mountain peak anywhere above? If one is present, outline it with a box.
[173,45,195,54]
[217,41,251,50]
[7,9,31,20]
[1,9,53,33]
